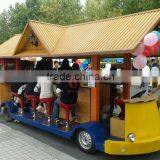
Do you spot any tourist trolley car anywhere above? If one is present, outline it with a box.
[0,9,160,155]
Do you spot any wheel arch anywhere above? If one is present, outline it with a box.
[4,101,15,113]
[71,122,107,143]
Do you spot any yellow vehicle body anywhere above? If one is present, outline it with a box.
[105,99,160,155]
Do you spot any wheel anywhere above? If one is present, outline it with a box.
[2,106,14,122]
[76,130,96,153]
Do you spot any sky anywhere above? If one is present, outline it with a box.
[0,0,25,13]
[0,0,86,13]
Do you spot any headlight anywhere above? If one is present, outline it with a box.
[128,133,136,142]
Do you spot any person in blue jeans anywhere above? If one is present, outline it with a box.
[52,89,61,120]
[53,58,79,122]
[53,96,77,120]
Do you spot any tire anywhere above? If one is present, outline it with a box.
[2,106,14,122]
[76,130,96,153]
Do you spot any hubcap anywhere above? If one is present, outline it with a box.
[78,131,92,150]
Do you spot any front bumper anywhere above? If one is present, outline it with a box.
[105,137,160,155]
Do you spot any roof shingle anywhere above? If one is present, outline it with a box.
[1,8,160,58]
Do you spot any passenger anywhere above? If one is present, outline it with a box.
[70,63,80,120]
[151,59,159,92]
[34,74,54,114]
[35,58,43,70]
[85,63,93,77]
[59,58,72,71]
[25,82,39,96]
[11,83,24,94]
[141,63,150,96]
[53,58,79,122]
[11,60,30,106]
[25,64,39,96]
[36,57,53,70]
[53,61,59,71]
[45,58,53,70]
[53,61,60,92]
[25,81,43,113]
[11,83,25,106]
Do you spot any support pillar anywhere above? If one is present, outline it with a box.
[123,54,131,99]
[15,58,21,70]
[90,55,100,122]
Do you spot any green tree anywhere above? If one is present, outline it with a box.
[84,0,105,21]
[0,10,11,44]
[84,0,123,21]
[8,3,29,35]
[103,0,123,18]
[40,0,84,25]
[122,0,160,15]
[0,0,160,45]
[26,0,42,20]
[0,0,43,44]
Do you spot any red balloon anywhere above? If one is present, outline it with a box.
[156,41,160,47]
[150,46,158,55]
[143,46,151,57]
[76,59,82,66]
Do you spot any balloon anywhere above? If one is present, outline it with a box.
[157,41,160,46]
[143,49,150,57]
[152,31,160,40]
[143,32,158,46]
[80,59,85,63]
[76,59,82,66]
[83,59,89,64]
[143,46,151,57]
[133,43,145,56]
[150,45,158,55]
[133,55,147,69]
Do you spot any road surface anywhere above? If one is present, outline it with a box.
[0,116,160,160]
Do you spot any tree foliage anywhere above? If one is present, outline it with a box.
[0,0,160,44]
[84,0,105,21]
[40,0,84,25]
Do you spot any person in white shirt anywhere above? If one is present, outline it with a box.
[141,64,150,95]
[151,59,159,91]
[34,76,54,99]
[34,75,55,114]
[101,63,111,77]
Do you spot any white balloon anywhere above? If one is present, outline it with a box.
[144,32,158,46]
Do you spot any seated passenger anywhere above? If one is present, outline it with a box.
[71,63,80,120]
[11,83,26,106]
[53,59,79,122]
[53,61,59,71]
[11,60,32,106]
[34,74,54,114]
[26,82,39,96]
[36,57,53,70]
[25,65,39,96]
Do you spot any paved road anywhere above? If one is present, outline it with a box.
[0,116,160,160]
